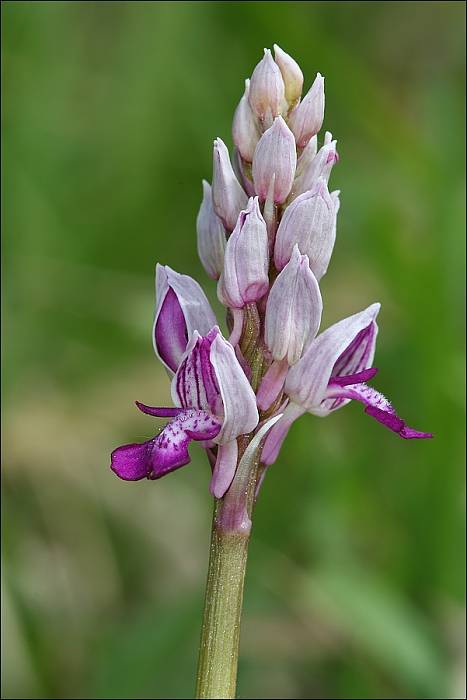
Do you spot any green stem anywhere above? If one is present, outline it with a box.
[195,501,250,699]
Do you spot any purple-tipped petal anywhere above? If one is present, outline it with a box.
[111,408,222,483]
[135,402,183,418]
[329,367,378,386]
[285,303,381,414]
[172,329,221,415]
[154,288,188,372]
[210,439,239,498]
[153,265,217,373]
[111,439,157,481]
[325,382,433,440]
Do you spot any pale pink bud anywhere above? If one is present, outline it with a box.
[248,48,286,124]
[288,73,325,148]
[292,134,338,200]
[196,180,227,280]
[273,44,303,106]
[217,197,269,308]
[274,178,337,279]
[265,245,322,365]
[212,138,248,231]
[252,116,297,204]
[232,79,261,163]
[295,134,318,178]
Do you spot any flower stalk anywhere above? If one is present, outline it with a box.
[195,508,250,700]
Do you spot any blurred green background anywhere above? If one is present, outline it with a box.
[2,1,465,698]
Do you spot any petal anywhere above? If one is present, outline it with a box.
[110,439,157,481]
[285,303,381,413]
[252,117,297,203]
[172,328,221,414]
[209,439,239,499]
[135,402,183,418]
[196,181,227,280]
[153,287,187,373]
[209,332,259,442]
[217,197,269,309]
[325,382,433,439]
[153,265,217,372]
[265,245,322,365]
[329,367,378,386]
[110,409,222,482]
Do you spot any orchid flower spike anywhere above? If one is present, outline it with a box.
[262,304,433,466]
[112,43,431,518]
[112,328,259,498]
[153,264,217,373]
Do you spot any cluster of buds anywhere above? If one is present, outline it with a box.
[111,46,431,525]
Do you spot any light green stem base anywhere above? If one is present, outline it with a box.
[195,503,250,699]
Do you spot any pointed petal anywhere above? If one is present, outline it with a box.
[210,439,239,498]
[217,197,269,308]
[252,116,297,203]
[153,265,217,372]
[153,287,189,372]
[209,333,259,442]
[135,402,183,418]
[212,138,248,231]
[196,181,227,280]
[288,73,325,147]
[248,48,286,122]
[265,245,322,364]
[329,367,378,386]
[273,44,303,106]
[232,79,261,162]
[285,303,381,412]
[274,178,336,278]
[325,382,433,440]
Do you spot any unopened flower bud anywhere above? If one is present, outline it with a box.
[292,134,338,199]
[265,245,322,365]
[232,79,261,163]
[218,197,269,308]
[252,116,297,203]
[212,138,248,231]
[196,180,227,280]
[248,48,286,124]
[274,178,337,279]
[288,73,325,148]
[273,44,303,107]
